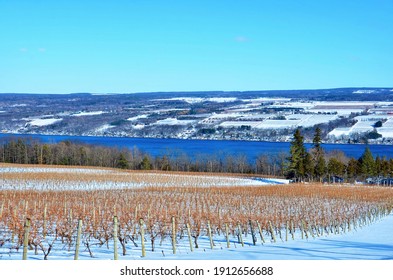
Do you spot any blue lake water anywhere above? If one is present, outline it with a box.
[0,133,392,162]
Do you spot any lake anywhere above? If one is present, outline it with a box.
[0,133,392,162]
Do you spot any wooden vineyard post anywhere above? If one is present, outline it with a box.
[309,223,315,239]
[186,223,193,252]
[0,201,4,219]
[139,218,146,257]
[249,220,256,246]
[171,216,176,254]
[268,221,276,243]
[92,207,96,227]
[43,204,47,239]
[256,221,265,244]
[113,216,118,260]
[207,220,214,250]
[290,220,295,240]
[238,223,244,247]
[301,220,308,239]
[285,221,289,242]
[225,223,230,248]
[22,218,31,260]
[74,219,82,260]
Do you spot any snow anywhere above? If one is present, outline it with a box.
[95,124,116,133]
[376,128,393,138]
[73,111,105,116]
[376,119,393,138]
[206,97,237,103]
[156,97,238,104]
[328,127,352,137]
[122,214,393,260]
[220,114,338,129]
[0,166,289,191]
[220,121,263,128]
[238,114,274,120]
[28,118,62,127]
[1,212,392,260]
[154,118,195,126]
[257,120,299,129]
[157,97,204,104]
[270,101,316,110]
[127,114,149,121]
[132,124,145,129]
[151,108,187,113]
[328,117,388,138]
[199,113,241,124]
[353,90,376,94]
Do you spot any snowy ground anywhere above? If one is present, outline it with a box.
[0,165,290,190]
[1,214,392,260]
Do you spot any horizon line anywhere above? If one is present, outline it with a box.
[1,86,393,95]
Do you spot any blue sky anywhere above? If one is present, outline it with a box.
[1,0,392,93]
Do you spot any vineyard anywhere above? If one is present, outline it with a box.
[1,164,393,260]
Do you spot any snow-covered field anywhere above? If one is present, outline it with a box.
[154,118,196,126]
[0,164,392,262]
[0,165,289,190]
[329,115,393,138]
[156,97,238,104]
[28,118,62,127]
[72,111,105,117]
[1,213,392,261]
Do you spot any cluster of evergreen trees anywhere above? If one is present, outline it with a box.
[287,127,393,183]
[1,134,393,183]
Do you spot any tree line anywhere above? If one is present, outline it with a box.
[0,137,269,174]
[1,133,393,183]
[287,127,393,183]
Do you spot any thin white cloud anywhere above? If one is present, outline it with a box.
[19,47,28,52]
[38,48,46,52]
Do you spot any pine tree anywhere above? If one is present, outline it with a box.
[140,155,152,170]
[304,152,314,181]
[375,156,382,176]
[287,129,307,182]
[312,127,326,182]
[117,153,129,169]
[313,126,323,150]
[358,147,375,178]
[346,158,359,181]
[327,157,345,182]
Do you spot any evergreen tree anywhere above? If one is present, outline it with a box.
[312,126,326,182]
[375,156,382,176]
[304,152,314,181]
[358,147,375,177]
[327,157,345,181]
[287,129,307,182]
[140,155,152,170]
[346,158,359,181]
[313,126,323,150]
[381,157,390,177]
[117,153,129,169]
